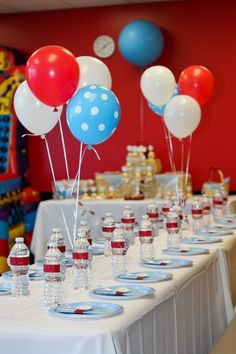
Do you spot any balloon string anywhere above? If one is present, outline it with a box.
[180,138,184,191]
[41,135,57,191]
[161,117,174,172]
[71,145,101,195]
[59,116,70,181]
[73,142,83,242]
[167,131,178,196]
[140,68,144,141]
[185,134,192,188]
[168,130,176,173]
[60,207,73,250]
[41,134,73,248]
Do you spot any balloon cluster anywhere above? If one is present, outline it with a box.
[141,65,214,138]
[14,46,120,146]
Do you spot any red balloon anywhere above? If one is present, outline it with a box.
[178,65,214,105]
[26,45,79,107]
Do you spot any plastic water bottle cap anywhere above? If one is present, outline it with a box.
[52,228,61,233]
[16,237,24,242]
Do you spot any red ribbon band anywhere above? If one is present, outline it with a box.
[147,212,159,218]
[43,264,60,273]
[192,209,203,215]
[102,226,116,233]
[139,230,152,237]
[166,222,179,229]
[213,199,223,205]
[72,252,89,260]
[10,256,30,266]
[111,241,125,249]
[58,245,66,253]
[121,218,135,224]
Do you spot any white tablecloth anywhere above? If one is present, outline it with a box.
[2,226,236,354]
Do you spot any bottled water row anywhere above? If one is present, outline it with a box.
[7,188,228,308]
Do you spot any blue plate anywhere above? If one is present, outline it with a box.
[116,271,172,283]
[94,238,104,244]
[2,270,44,281]
[90,285,154,299]
[210,222,236,231]
[50,302,123,320]
[194,228,233,237]
[141,258,193,269]
[182,236,222,244]
[91,246,104,255]
[214,222,236,229]
[162,247,209,256]
[0,282,11,295]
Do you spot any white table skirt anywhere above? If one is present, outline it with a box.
[2,226,236,354]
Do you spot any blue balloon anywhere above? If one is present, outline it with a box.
[66,85,121,145]
[148,84,179,117]
[118,19,164,67]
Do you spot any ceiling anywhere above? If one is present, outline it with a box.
[0,0,178,14]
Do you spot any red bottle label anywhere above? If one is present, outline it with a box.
[147,212,159,218]
[203,206,211,211]
[162,207,170,213]
[139,230,152,237]
[58,245,66,253]
[102,226,116,233]
[72,252,89,260]
[43,264,60,273]
[192,209,203,215]
[111,241,125,248]
[166,221,179,229]
[213,199,223,205]
[121,218,135,224]
[10,256,30,266]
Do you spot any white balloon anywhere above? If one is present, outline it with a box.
[140,65,176,106]
[14,81,62,135]
[76,56,112,90]
[164,95,201,139]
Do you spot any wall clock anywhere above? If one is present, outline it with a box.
[93,35,115,59]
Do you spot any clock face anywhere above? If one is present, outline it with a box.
[93,35,115,59]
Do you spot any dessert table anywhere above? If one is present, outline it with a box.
[1,226,236,354]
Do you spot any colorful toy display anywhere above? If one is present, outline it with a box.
[0,47,38,273]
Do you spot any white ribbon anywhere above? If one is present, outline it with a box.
[59,116,70,181]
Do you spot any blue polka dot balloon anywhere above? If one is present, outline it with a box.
[66,85,121,145]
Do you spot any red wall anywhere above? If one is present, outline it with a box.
[0,1,235,192]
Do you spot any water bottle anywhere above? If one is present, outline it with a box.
[146,201,159,237]
[48,228,66,280]
[162,197,173,227]
[43,240,64,307]
[220,186,228,215]
[191,198,203,233]
[77,221,93,267]
[166,210,180,250]
[111,223,128,277]
[77,220,92,246]
[139,215,154,262]
[7,237,30,298]
[121,206,136,245]
[72,231,91,290]
[171,200,183,237]
[102,212,116,257]
[212,191,224,222]
[202,194,212,227]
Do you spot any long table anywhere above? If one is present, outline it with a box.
[1,224,236,354]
